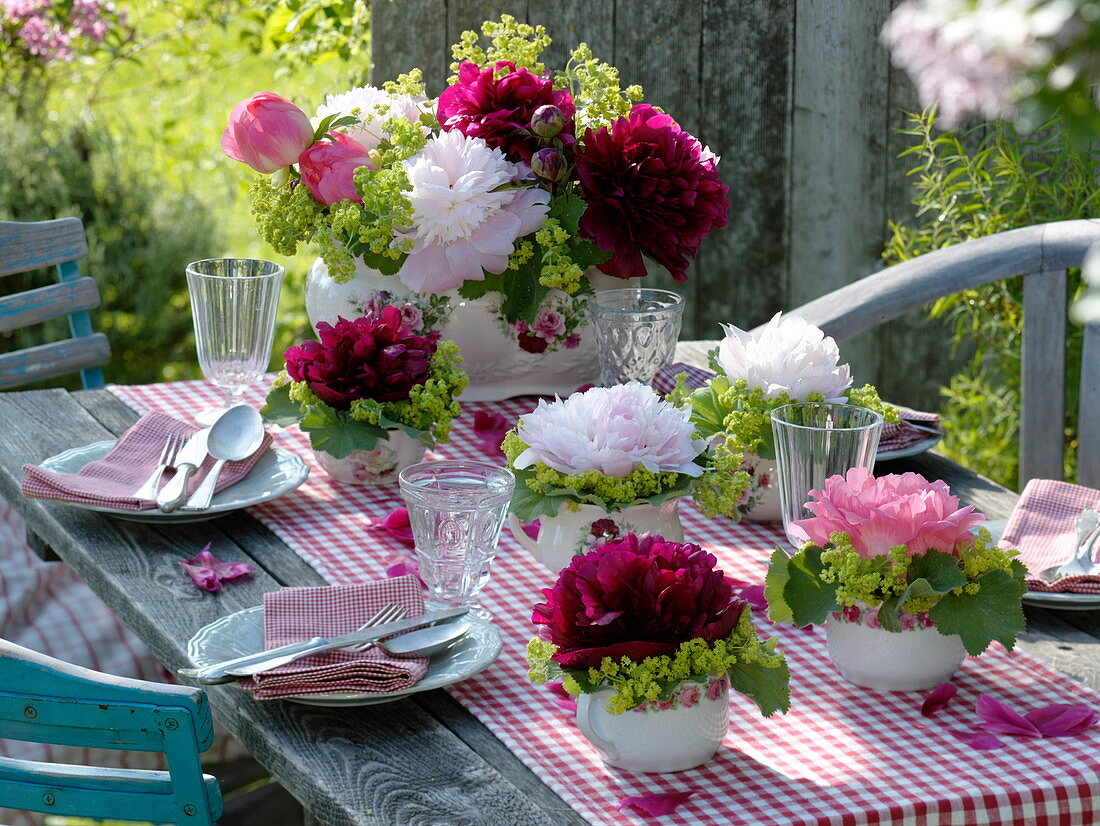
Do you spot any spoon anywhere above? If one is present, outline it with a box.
[356,619,471,658]
[182,405,265,511]
[1041,508,1100,581]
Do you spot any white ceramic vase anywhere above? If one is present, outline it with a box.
[826,614,967,691]
[738,452,781,523]
[576,677,730,773]
[312,431,425,486]
[305,257,605,402]
[509,498,684,573]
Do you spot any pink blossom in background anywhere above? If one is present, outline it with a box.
[221,92,316,174]
[297,131,374,205]
[791,467,984,558]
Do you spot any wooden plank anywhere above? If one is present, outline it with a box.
[1078,324,1100,487]
[536,0,614,76]
[0,277,100,333]
[0,334,110,390]
[370,0,449,92]
[0,218,87,278]
[446,0,530,89]
[1020,270,1068,485]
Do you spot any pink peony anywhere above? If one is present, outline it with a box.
[283,306,437,408]
[222,92,315,174]
[531,533,746,670]
[575,104,729,281]
[297,132,373,206]
[437,61,576,162]
[790,468,985,559]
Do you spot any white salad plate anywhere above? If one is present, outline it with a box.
[38,440,309,523]
[186,606,502,706]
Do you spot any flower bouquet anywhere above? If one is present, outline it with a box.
[221,15,729,399]
[262,306,467,485]
[670,313,896,521]
[527,533,789,772]
[503,382,749,571]
[764,468,1027,690]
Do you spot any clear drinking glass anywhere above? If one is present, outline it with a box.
[399,460,516,620]
[588,288,685,386]
[770,403,884,548]
[186,259,284,425]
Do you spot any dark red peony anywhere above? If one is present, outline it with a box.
[437,60,577,162]
[574,104,730,281]
[531,533,746,670]
[284,306,438,409]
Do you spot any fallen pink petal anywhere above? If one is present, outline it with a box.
[374,507,415,548]
[472,410,510,454]
[921,682,958,717]
[976,695,1042,738]
[951,729,1005,751]
[1024,704,1100,737]
[179,544,253,592]
[617,791,695,817]
[738,583,767,612]
[554,698,578,714]
[383,554,425,587]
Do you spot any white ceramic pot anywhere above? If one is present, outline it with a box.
[509,498,684,573]
[576,677,730,773]
[305,257,603,402]
[826,614,967,691]
[312,431,425,486]
[738,452,781,523]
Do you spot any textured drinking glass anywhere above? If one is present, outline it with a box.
[399,461,516,619]
[771,403,884,548]
[186,258,284,425]
[588,288,685,385]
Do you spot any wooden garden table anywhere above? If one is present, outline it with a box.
[0,363,1098,825]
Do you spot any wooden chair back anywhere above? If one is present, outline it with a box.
[0,639,222,824]
[784,219,1100,490]
[0,217,110,389]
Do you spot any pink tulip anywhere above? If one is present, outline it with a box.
[297,132,374,206]
[221,92,314,174]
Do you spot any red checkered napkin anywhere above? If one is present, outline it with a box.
[652,361,713,396]
[999,478,1100,593]
[879,406,943,453]
[20,411,272,511]
[240,576,429,700]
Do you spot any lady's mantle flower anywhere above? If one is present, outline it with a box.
[716,313,852,402]
[397,130,550,294]
[512,382,704,478]
[315,84,426,153]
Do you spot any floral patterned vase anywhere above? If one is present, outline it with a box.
[305,257,607,401]
[575,676,730,773]
[826,605,967,691]
[738,452,781,523]
[312,430,425,486]
[509,499,684,573]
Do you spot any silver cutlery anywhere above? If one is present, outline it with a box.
[354,619,471,658]
[182,405,264,512]
[1042,508,1100,581]
[179,606,467,684]
[133,434,184,500]
[156,428,210,513]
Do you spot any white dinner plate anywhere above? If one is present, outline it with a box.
[38,441,309,523]
[186,606,502,706]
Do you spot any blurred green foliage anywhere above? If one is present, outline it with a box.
[883,110,1100,489]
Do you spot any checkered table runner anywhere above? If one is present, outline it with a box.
[111,380,1100,826]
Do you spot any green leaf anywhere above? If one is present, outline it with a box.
[458,269,507,301]
[687,378,729,439]
[548,193,587,235]
[726,656,791,718]
[763,547,795,625]
[509,477,569,522]
[260,383,302,428]
[342,242,404,277]
[778,546,839,627]
[567,237,610,269]
[878,550,969,632]
[499,254,549,323]
[928,566,1027,656]
[299,406,387,459]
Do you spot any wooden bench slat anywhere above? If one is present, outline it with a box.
[1020,270,1068,487]
[0,218,88,278]
[0,335,110,390]
[0,277,100,333]
[1078,324,1100,487]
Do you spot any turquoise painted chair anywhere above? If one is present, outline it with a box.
[0,639,222,824]
[0,217,110,390]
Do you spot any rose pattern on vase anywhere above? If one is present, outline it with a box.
[737,452,780,523]
[312,430,426,486]
[575,676,730,773]
[825,604,967,691]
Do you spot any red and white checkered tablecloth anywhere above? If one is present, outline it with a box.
[110,379,1100,826]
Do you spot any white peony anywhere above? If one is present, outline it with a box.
[513,382,704,478]
[716,313,853,402]
[314,84,426,153]
[396,130,550,294]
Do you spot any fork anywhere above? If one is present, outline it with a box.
[349,605,409,653]
[133,434,184,500]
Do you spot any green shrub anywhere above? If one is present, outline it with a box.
[883,111,1100,489]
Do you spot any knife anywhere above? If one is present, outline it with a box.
[177,606,468,684]
[156,428,209,513]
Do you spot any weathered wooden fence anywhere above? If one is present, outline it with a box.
[372,0,959,408]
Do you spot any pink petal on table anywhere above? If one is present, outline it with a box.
[554,698,578,714]
[547,681,571,700]
[473,410,510,454]
[921,683,958,717]
[374,507,415,548]
[179,544,253,592]
[1024,704,1100,737]
[738,584,768,612]
[617,791,695,817]
[951,729,1005,751]
[976,695,1042,738]
[383,554,425,588]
